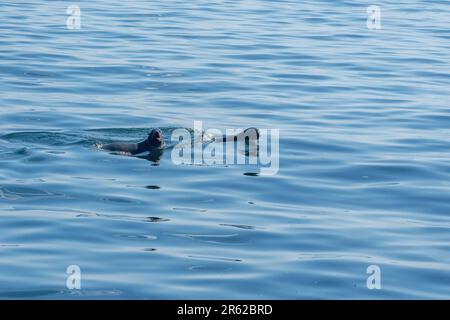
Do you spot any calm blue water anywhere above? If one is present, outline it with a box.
[1,0,450,299]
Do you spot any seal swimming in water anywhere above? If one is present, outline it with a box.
[217,127,259,142]
[100,127,259,155]
[101,128,164,155]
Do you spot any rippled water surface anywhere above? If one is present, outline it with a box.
[1,0,450,299]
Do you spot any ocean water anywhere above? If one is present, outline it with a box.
[1,0,450,299]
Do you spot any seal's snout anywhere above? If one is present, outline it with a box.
[154,129,162,141]
[148,128,164,148]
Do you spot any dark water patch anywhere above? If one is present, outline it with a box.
[187,255,242,263]
[76,212,170,224]
[145,185,161,189]
[145,217,170,223]
[101,196,140,204]
[220,224,256,230]
[0,147,31,160]
[243,172,259,176]
[14,147,30,155]
[114,234,157,240]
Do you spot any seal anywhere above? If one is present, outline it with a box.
[101,128,164,155]
[218,127,260,142]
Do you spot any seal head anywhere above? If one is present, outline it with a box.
[147,128,164,148]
